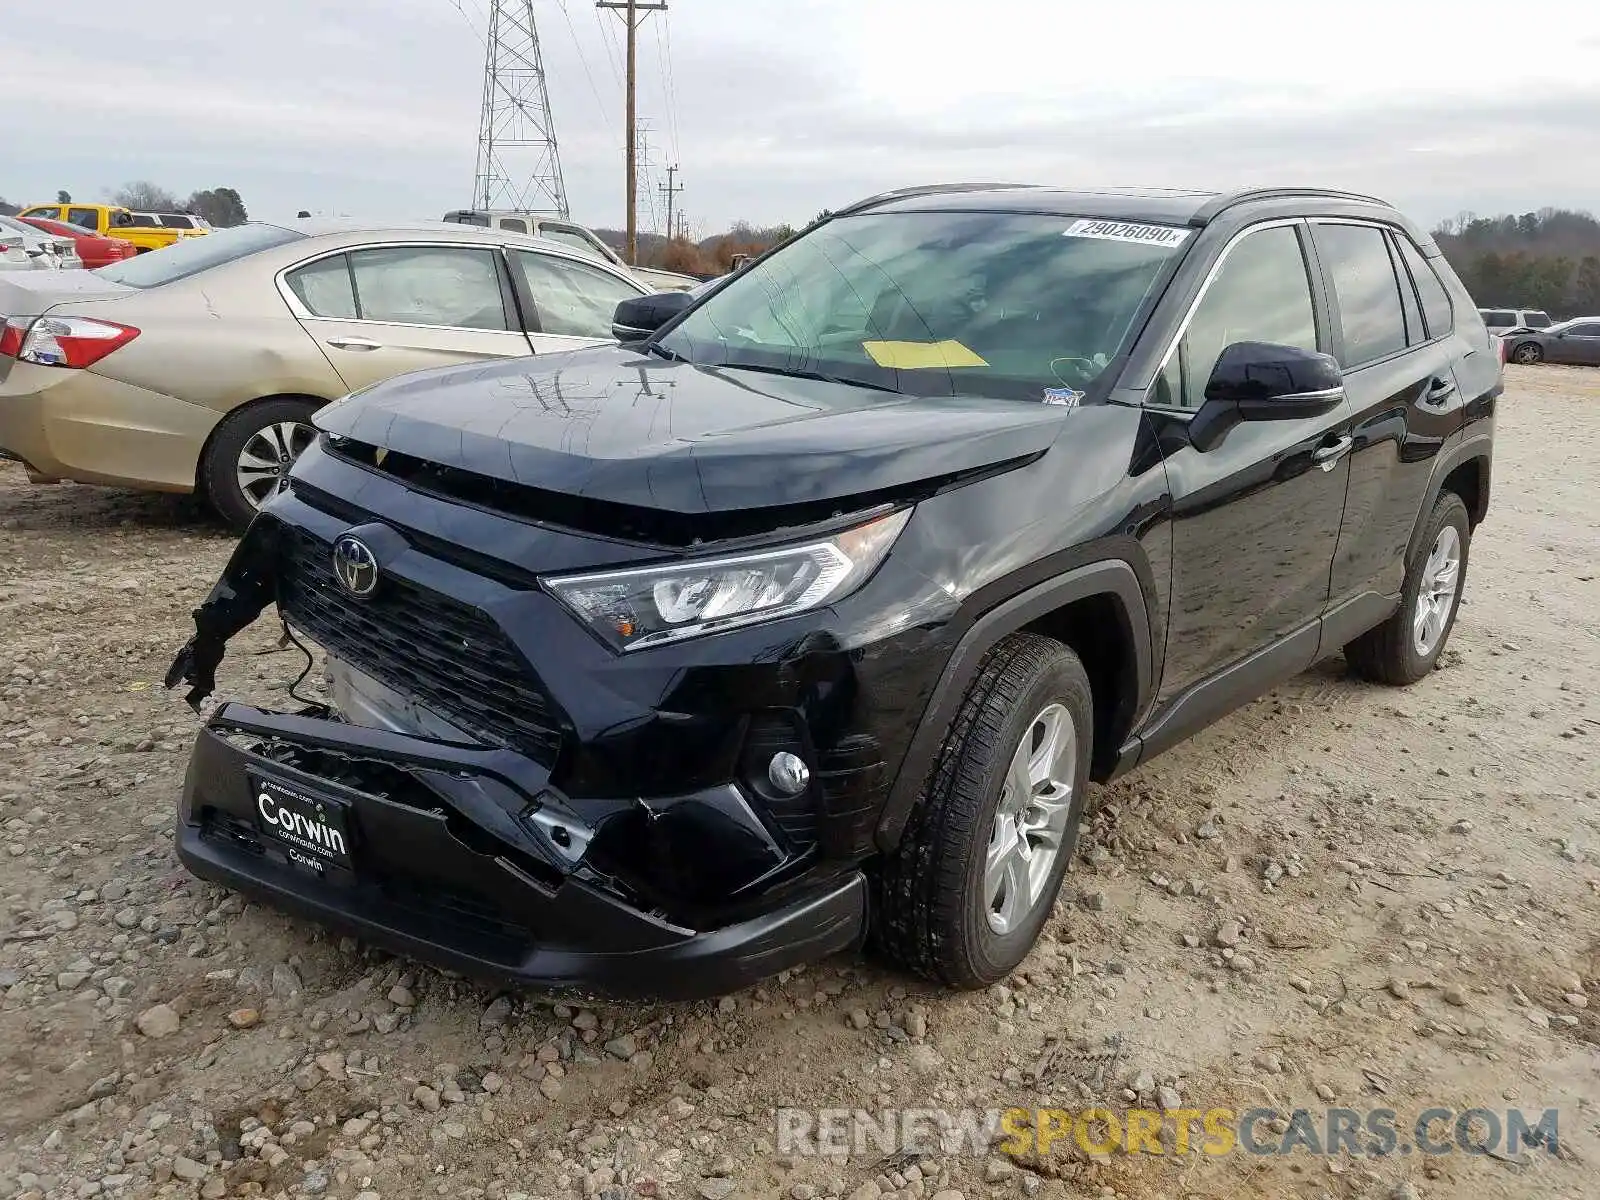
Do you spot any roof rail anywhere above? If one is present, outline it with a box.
[1188,187,1391,227]
[832,182,1040,218]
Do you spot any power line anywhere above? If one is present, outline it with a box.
[596,0,667,265]
[653,19,681,165]
[553,0,613,125]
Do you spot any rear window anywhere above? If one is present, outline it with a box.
[96,222,306,288]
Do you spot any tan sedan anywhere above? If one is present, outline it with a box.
[0,219,651,527]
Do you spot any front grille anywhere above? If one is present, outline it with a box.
[277,527,564,763]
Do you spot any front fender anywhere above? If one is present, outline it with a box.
[872,556,1155,853]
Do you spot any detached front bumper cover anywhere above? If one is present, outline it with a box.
[163,517,868,999]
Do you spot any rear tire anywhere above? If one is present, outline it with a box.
[200,398,320,532]
[1511,341,1542,365]
[1344,492,1471,685]
[873,633,1093,989]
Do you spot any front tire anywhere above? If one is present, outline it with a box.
[873,633,1093,989]
[1344,492,1471,685]
[200,398,319,532]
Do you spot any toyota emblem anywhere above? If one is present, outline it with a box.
[331,534,379,597]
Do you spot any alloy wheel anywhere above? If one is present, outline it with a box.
[1513,344,1541,365]
[983,702,1077,935]
[236,421,316,510]
[1413,524,1462,658]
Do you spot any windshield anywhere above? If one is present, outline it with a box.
[96,222,305,287]
[657,210,1188,399]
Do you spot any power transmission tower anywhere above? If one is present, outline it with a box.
[659,164,682,242]
[596,0,667,265]
[474,0,569,217]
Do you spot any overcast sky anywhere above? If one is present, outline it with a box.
[6,0,1599,234]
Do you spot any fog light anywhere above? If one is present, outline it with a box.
[767,751,811,796]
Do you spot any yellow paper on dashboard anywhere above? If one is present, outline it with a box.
[860,340,989,369]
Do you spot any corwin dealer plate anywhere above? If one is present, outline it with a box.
[250,775,354,874]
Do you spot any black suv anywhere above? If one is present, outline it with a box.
[167,185,1498,999]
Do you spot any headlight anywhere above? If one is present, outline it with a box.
[543,509,911,651]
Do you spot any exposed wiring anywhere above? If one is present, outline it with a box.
[279,620,327,714]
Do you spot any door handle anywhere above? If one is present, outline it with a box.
[1424,378,1457,405]
[326,337,382,351]
[1312,434,1354,471]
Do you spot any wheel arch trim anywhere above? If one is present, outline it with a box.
[194,392,333,495]
[1406,433,1491,565]
[873,558,1154,853]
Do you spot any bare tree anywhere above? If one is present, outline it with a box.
[111,181,181,212]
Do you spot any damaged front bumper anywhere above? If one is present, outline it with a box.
[177,701,867,1000]
[165,515,869,1000]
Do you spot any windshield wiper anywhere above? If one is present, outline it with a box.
[719,361,902,395]
[644,341,685,362]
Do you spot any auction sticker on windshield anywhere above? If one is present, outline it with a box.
[1064,219,1192,248]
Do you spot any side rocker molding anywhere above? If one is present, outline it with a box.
[872,560,1153,853]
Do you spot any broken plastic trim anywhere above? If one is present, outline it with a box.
[164,519,283,711]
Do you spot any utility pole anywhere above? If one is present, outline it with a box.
[597,0,667,265]
[474,0,568,216]
[659,164,683,242]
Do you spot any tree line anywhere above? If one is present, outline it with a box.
[1432,208,1600,317]
[0,182,248,226]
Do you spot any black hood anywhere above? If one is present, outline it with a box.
[314,345,1067,514]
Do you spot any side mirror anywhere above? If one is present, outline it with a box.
[1190,341,1344,452]
[612,291,694,341]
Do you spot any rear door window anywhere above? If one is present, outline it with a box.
[1522,311,1553,328]
[1313,223,1409,366]
[498,217,528,234]
[346,245,509,330]
[285,254,358,318]
[1395,237,1453,338]
[1481,310,1516,326]
[67,208,99,230]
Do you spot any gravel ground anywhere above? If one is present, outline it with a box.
[0,364,1595,1200]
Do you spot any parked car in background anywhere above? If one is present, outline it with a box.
[0,219,650,527]
[17,215,137,268]
[1501,316,1600,365]
[1478,307,1553,337]
[0,216,84,270]
[1,230,36,273]
[141,212,212,238]
[16,203,184,253]
[441,209,700,293]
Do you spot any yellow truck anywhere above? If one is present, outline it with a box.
[15,203,188,254]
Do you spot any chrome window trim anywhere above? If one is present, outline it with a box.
[1143,217,1307,412]
[274,237,646,326]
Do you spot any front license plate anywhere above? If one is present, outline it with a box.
[250,775,354,874]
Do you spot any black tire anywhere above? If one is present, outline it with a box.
[872,633,1093,989]
[1511,341,1542,365]
[1344,492,1471,685]
[200,398,319,532]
